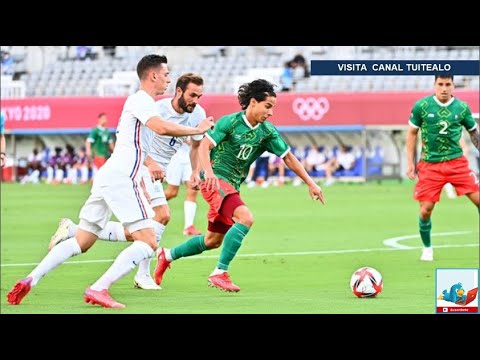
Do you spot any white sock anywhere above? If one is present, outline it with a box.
[80,167,89,183]
[184,201,197,229]
[210,267,226,276]
[46,167,54,183]
[68,168,78,184]
[136,221,166,277]
[55,169,64,182]
[164,248,173,262]
[68,223,78,238]
[31,170,40,184]
[90,241,154,291]
[28,237,82,286]
[97,221,127,242]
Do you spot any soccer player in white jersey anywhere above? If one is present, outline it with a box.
[6,57,214,308]
[44,73,207,291]
[165,139,203,236]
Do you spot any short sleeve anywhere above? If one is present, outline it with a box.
[409,100,422,128]
[205,115,231,147]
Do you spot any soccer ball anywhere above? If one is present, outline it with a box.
[350,267,383,298]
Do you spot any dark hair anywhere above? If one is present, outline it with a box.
[98,112,106,118]
[237,79,276,110]
[176,73,204,92]
[435,74,454,81]
[136,54,168,80]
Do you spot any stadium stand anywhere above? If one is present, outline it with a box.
[1,46,478,98]
[1,46,478,184]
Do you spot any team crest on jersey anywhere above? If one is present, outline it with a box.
[244,132,256,141]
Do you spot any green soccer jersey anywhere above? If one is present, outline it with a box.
[206,111,290,190]
[409,95,477,163]
[87,126,113,158]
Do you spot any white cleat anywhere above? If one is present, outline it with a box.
[420,247,433,261]
[134,274,162,290]
[48,218,74,251]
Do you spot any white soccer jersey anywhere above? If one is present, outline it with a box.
[149,98,206,168]
[100,90,157,181]
[173,142,192,164]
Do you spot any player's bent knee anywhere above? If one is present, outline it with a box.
[77,220,101,252]
[79,219,103,237]
[155,213,170,225]
[126,219,158,250]
[204,235,223,249]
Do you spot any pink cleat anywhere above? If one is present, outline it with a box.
[154,248,171,285]
[208,272,241,292]
[7,277,33,305]
[183,225,202,236]
[84,288,125,309]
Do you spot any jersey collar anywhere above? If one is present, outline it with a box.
[433,95,455,107]
[167,98,184,117]
[242,113,260,130]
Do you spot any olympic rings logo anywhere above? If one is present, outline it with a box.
[292,97,330,121]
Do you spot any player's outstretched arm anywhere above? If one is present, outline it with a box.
[283,151,325,204]
[146,115,214,137]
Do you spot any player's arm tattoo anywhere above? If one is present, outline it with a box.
[469,128,479,150]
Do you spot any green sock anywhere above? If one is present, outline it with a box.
[171,235,207,260]
[419,217,432,248]
[217,223,250,271]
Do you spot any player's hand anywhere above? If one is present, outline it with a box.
[204,171,220,192]
[309,183,325,204]
[148,162,165,182]
[197,116,215,134]
[0,153,6,167]
[406,163,416,180]
[190,172,201,190]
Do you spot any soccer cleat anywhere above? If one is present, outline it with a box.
[7,277,33,305]
[420,247,433,261]
[134,274,162,290]
[183,225,202,236]
[84,288,125,308]
[208,272,241,292]
[154,248,171,285]
[48,218,74,251]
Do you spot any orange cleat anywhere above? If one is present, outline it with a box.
[154,248,171,285]
[7,277,33,305]
[208,272,240,292]
[84,288,125,309]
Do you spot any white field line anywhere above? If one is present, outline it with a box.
[1,232,478,268]
[383,231,473,249]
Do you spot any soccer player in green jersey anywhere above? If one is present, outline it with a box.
[153,79,325,292]
[406,75,479,261]
[86,112,115,172]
